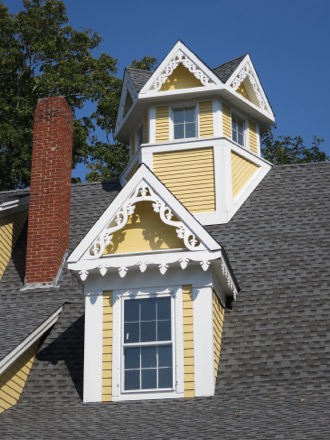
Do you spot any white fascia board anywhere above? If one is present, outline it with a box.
[139,41,222,95]
[68,164,220,264]
[0,306,62,375]
[0,196,29,218]
[138,83,222,100]
[224,54,274,120]
[114,70,139,138]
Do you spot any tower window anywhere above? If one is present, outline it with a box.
[232,114,245,146]
[173,107,197,139]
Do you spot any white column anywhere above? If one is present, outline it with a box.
[193,285,214,396]
[83,292,103,403]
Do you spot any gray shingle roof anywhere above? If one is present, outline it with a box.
[212,54,247,83]
[126,67,153,92]
[1,163,330,438]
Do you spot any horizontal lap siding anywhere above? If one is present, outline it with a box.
[213,291,225,382]
[156,107,169,142]
[0,339,39,413]
[183,285,194,398]
[199,101,213,137]
[153,148,215,213]
[249,120,258,155]
[222,104,231,138]
[0,210,27,279]
[102,291,113,402]
[231,152,259,198]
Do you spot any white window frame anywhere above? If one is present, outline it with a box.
[170,105,198,141]
[112,286,184,401]
[231,112,246,148]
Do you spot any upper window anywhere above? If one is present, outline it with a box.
[123,296,173,391]
[232,114,245,146]
[173,107,197,139]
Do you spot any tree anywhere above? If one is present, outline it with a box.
[0,0,124,189]
[261,125,329,165]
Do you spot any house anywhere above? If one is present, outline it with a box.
[1,41,330,438]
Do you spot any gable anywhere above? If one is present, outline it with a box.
[160,63,203,91]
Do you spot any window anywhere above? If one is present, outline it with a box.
[232,114,245,146]
[123,296,173,391]
[173,107,197,139]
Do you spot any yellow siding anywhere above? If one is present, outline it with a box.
[222,103,231,138]
[155,107,169,142]
[130,134,136,157]
[103,201,184,255]
[213,291,225,382]
[153,148,215,213]
[249,120,258,155]
[0,340,39,413]
[183,285,194,398]
[102,291,113,402]
[0,210,28,279]
[160,64,202,91]
[231,152,260,198]
[143,113,149,144]
[199,101,213,138]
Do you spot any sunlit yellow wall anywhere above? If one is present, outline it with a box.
[155,107,169,142]
[213,291,225,382]
[183,284,194,398]
[231,152,259,198]
[160,64,202,91]
[143,113,149,144]
[0,210,28,279]
[103,201,184,255]
[237,82,251,101]
[249,120,258,155]
[153,148,215,213]
[222,103,231,138]
[0,339,39,413]
[199,101,213,138]
[102,291,113,402]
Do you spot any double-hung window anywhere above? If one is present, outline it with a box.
[123,296,173,391]
[173,107,197,139]
[232,114,245,146]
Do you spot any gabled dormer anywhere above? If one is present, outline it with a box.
[68,164,238,403]
[115,41,274,225]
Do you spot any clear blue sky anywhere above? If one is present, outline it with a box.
[6,0,330,179]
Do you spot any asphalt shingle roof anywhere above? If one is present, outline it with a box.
[212,54,247,83]
[1,163,330,438]
[126,67,153,92]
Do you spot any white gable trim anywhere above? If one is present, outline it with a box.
[139,41,222,95]
[115,70,139,137]
[225,54,273,118]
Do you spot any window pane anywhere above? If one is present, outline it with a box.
[159,368,172,388]
[141,321,156,342]
[173,109,184,123]
[142,369,157,389]
[158,345,172,367]
[125,370,140,390]
[185,108,195,122]
[124,322,139,343]
[125,347,140,369]
[185,122,196,138]
[238,133,244,146]
[141,298,156,321]
[124,300,139,322]
[174,124,184,139]
[157,297,171,320]
[141,346,156,368]
[157,320,171,341]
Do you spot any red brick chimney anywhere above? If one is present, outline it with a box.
[25,97,73,286]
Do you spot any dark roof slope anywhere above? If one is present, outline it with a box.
[212,54,246,83]
[126,67,153,92]
[1,163,330,438]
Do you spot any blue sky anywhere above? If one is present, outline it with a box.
[6,0,330,179]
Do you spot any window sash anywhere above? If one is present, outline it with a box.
[173,107,197,139]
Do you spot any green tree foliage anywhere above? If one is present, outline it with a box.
[261,125,329,164]
[0,0,125,189]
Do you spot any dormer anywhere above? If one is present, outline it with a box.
[115,41,274,225]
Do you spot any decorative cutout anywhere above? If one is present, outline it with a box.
[231,62,266,111]
[221,259,238,299]
[151,50,213,92]
[85,182,203,260]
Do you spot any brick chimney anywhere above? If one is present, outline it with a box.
[25,97,73,287]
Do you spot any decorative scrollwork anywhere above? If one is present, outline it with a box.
[151,50,212,91]
[221,259,238,299]
[231,62,266,111]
